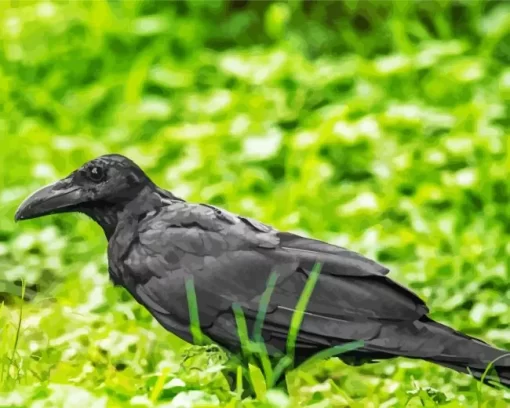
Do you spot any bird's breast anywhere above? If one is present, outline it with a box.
[107,217,141,286]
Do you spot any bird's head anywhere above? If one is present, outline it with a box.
[14,154,177,237]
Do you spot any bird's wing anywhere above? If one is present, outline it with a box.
[123,202,430,355]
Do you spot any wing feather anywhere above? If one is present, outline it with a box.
[119,203,430,357]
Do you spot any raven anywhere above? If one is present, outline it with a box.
[15,154,510,387]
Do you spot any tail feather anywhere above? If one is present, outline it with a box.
[419,319,510,388]
[353,317,510,388]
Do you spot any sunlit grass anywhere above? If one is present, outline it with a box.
[1,0,510,406]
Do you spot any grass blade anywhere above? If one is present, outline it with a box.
[270,355,293,388]
[185,277,204,345]
[150,366,171,403]
[251,271,279,385]
[248,363,267,401]
[252,271,279,343]
[298,341,365,371]
[185,278,214,346]
[286,262,322,364]
[232,303,251,359]
[236,365,243,400]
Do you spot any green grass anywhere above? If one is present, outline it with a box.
[1,0,510,406]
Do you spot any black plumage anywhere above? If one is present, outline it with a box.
[15,154,510,387]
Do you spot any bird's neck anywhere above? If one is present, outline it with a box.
[79,203,121,240]
[81,185,182,240]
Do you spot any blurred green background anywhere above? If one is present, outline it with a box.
[1,0,510,406]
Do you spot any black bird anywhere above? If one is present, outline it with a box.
[15,154,510,387]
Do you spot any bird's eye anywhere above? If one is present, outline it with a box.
[87,166,106,182]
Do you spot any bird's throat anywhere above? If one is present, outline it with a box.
[79,203,120,240]
[80,185,173,240]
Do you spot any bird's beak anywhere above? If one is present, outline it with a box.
[15,180,83,221]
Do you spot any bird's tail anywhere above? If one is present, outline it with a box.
[356,317,510,388]
[419,318,510,388]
